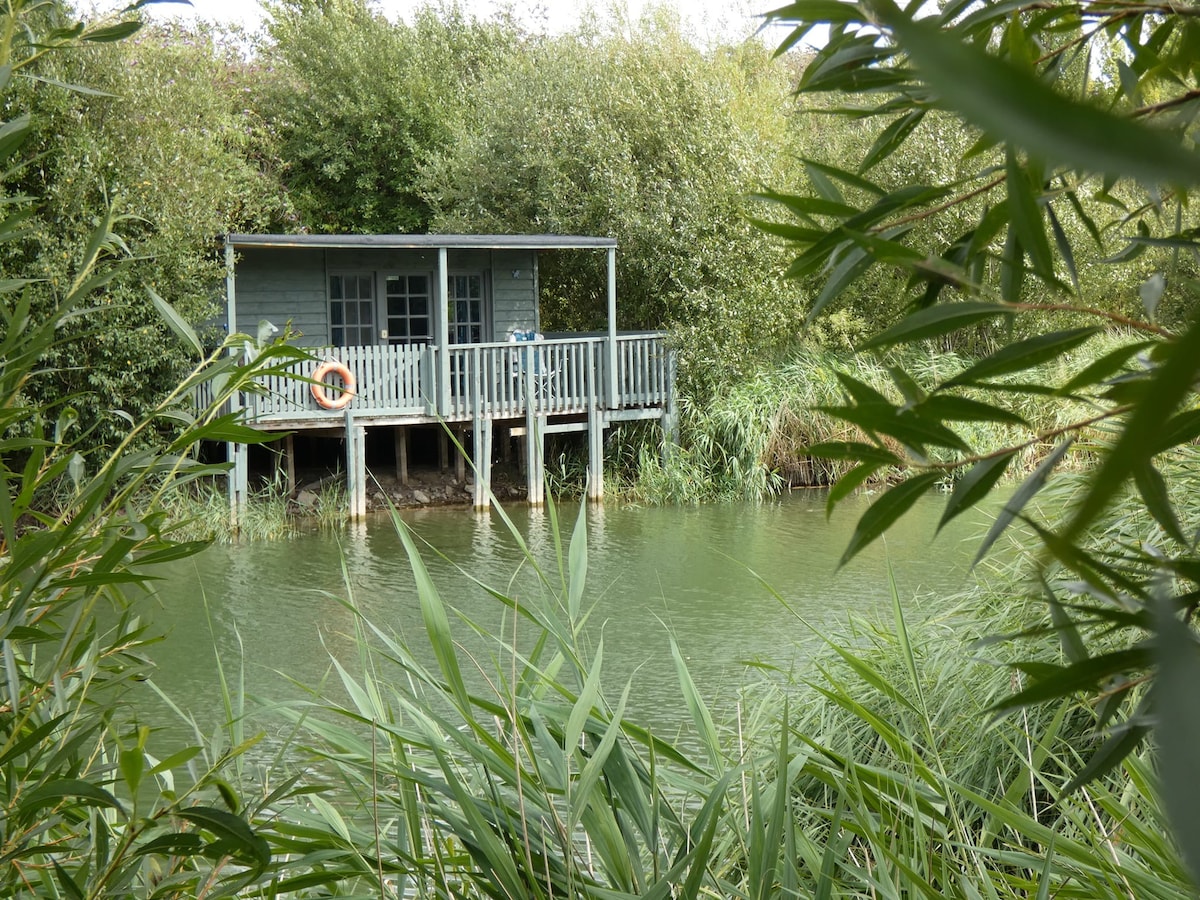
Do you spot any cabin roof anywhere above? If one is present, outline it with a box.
[225,233,618,251]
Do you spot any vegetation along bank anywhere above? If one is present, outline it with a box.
[5,0,1200,896]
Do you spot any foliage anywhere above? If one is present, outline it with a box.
[419,13,806,396]
[762,0,1200,880]
[256,0,516,234]
[0,2,331,893]
[1,13,293,454]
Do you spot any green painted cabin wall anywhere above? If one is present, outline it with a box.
[231,246,538,346]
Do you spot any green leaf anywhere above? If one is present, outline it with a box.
[178,806,270,868]
[1006,149,1055,280]
[1154,593,1200,884]
[919,395,1027,425]
[947,327,1100,386]
[147,285,203,358]
[83,20,142,41]
[826,461,883,517]
[878,6,1200,185]
[840,472,942,567]
[974,439,1072,566]
[805,441,900,466]
[859,302,1013,351]
[1133,461,1187,545]
[1064,316,1200,541]
[1057,340,1153,395]
[861,109,925,172]
[671,635,723,775]
[938,451,1015,532]
[19,779,124,819]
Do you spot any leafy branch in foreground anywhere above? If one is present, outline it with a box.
[763,0,1200,880]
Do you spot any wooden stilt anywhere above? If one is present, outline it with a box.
[228,439,248,533]
[587,404,604,500]
[284,433,296,497]
[455,427,467,484]
[473,419,493,509]
[395,426,409,485]
[345,409,367,520]
[525,411,545,506]
[439,429,449,472]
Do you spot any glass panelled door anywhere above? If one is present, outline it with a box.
[384,274,431,345]
[448,274,484,344]
[384,274,432,345]
[328,274,375,346]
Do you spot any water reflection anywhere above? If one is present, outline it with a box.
[137,492,988,748]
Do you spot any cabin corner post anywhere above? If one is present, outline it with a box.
[586,344,604,501]
[223,238,247,530]
[436,247,451,417]
[661,347,679,456]
[471,352,492,510]
[606,246,618,410]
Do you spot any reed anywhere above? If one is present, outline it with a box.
[628,336,1130,503]
[261,485,1189,898]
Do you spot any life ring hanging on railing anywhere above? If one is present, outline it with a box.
[311,358,357,410]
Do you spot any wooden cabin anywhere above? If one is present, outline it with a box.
[218,233,676,519]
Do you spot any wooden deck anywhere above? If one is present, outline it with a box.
[223,333,673,426]
[219,333,675,518]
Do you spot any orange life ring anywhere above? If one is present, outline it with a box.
[311,359,356,410]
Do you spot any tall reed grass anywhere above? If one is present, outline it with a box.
[626,336,1130,503]
[258,488,1189,898]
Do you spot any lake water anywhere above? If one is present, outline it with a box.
[134,491,992,748]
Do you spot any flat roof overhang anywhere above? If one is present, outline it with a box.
[225,233,618,251]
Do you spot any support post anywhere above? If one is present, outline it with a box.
[345,408,366,520]
[606,245,618,410]
[455,428,466,484]
[283,433,296,497]
[436,247,450,417]
[473,419,493,510]
[587,403,604,501]
[439,429,449,472]
[229,438,248,533]
[525,405,545,506]
[395,426,409,485]
[224,239,245,531]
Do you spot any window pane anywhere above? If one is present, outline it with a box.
[331,304,344,325]
[332,327,344,345]
[360,302,374,326]
[409,275,427,293]
[329,276,343,300]
[358,276,373,298]
[411,297,427,316]
[411,317,428,338]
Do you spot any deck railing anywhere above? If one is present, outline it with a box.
[199,333,671,424]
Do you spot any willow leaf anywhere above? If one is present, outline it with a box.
[827,462,884,517]
[1065,316,1200,541]
[919,395,1027,425]
[938,451,1015,533]
[1154,594,1200,884]
[805,441,899,466]
[1006,149,1055,280]
[974,439,1072,566]
[877,5,1200,185]
[948,327,1100,386]
[1133,461,1187,546]
[1057,340,1153,395]
[861,109,925,172]
[839,471,941,567]
[859,302,1013,351]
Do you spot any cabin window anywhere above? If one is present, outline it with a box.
[384,274,431,345]
[448,274,483,344]
[328,274,375,346]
